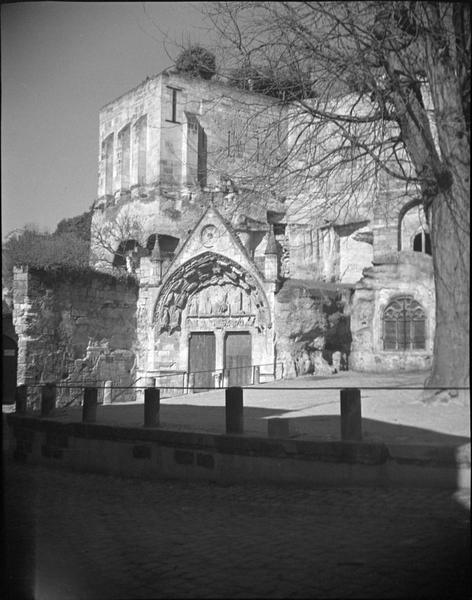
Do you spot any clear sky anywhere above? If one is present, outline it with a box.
[1,1,210,238]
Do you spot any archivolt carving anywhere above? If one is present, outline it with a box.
[154,252,271,334]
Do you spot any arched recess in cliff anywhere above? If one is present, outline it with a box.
[153,252,272,334]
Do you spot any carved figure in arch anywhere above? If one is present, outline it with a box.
[216,290,229,314]
[168,305,181,332]
[188,294,199,316]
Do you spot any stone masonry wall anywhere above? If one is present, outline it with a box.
[350,252,434,372]
[13,266,138,405]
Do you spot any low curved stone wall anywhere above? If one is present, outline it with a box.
[7,414,469,489]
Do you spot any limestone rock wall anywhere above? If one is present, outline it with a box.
[274,282,351,378]
[13,266,138,405]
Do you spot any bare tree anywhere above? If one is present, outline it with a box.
[90,208,148,273]
[199,1,469,392]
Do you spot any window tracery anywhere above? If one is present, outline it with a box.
[382,296,426,351]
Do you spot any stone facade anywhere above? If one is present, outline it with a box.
[349,188,435,373]
[91,70,435,384]
[350,252,434,372]
[10,69,435,401]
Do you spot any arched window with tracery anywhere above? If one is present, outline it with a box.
[382,296,426,351]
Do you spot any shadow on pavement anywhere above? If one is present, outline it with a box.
[2,459,36,600]
[67,402,471,447]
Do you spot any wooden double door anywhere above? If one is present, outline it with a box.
[188,332,215,391]
[188,331,252,391]
[224,332,252,387]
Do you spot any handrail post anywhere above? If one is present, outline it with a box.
[340,388,362,441]
[144,387,160,427]
[188,373,195,394]
[103,380,113,405]
[82,387,98,423]
[225,386,244,434]
[40,383,56,417]
[222,369,229,388]
[15,385,27,414]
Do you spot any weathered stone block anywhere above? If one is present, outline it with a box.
[132,445,151,459]
[196,453,215,469]
[267,418,290,439]
[174,449,194,465]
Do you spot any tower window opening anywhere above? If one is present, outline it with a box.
[166,87,180,123]
[413,230,432,255]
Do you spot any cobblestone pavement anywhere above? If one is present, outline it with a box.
[3,458,470,600]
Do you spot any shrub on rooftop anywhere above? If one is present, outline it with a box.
[175,46,216,80]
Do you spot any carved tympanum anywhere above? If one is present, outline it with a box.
[154,252,270,334]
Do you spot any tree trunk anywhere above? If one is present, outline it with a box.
[426,183,470,396]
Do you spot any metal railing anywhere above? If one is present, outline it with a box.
[12,382,469,442]
[12,362,284,407]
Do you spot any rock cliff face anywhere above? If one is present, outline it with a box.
[13,267,138,405]
[274,281,352,378]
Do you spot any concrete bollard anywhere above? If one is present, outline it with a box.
[253,365,260,385]
[225,386,244,434]
[15,385,27,414]
[103,380,113,405]
[40,383,56,417]
[340,388,362,441]
[144,387,160,427]
[82,387,98,423]
[267,418,290,438]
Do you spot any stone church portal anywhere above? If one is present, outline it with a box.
[153,248,272,386]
